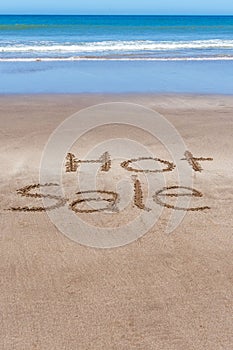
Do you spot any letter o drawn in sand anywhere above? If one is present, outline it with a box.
[121,157,175,173]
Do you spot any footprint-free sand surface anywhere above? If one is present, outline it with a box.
[0,94,233,349]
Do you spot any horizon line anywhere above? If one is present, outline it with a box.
[1,13,233,16]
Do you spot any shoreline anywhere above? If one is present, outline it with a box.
[1,60,233,95]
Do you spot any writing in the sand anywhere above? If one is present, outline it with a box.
[65,150,213,174]
[9,150,213,213]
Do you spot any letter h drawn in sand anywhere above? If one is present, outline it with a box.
[65,152,111,173]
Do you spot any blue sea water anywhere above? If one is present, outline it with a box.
[0,15,233,93]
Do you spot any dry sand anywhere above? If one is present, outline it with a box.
[0,94,233,349]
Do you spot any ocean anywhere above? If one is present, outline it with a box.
[0,15,233,93]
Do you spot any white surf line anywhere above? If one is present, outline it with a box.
[1,39,233,52]
[1,56,233,62]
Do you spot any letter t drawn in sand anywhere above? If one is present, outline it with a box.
[182,150,213,172]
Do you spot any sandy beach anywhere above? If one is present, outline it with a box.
[0,94,233,349]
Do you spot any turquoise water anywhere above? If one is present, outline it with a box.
[1,15,233,60]
[0,15,233,93]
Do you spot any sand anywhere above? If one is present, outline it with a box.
[0,94,233,349]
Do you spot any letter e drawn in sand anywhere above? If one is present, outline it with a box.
[182,151,213,172]
[66,152,111,173]
[153,186,210,211]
